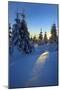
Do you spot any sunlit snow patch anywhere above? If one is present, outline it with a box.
[37,51,49,63]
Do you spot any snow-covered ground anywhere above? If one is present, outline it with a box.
[9,43,58,88]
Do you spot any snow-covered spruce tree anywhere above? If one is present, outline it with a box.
[39,29,43,45]
[9,23,13,54]
[49,24,58,43]
[18,13,32,53]
[12,12,20,47]
[44,32,48,43]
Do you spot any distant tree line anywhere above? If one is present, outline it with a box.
[32,24,58,45]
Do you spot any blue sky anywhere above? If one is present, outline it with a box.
[8,2,58,37]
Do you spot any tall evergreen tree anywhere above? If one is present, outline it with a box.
[33,35,36,43]
[9,23,13,54]
[12,12,20,46]
[18,12,32,53]
[44,32,48,43]
[50,24,58,43]
[39,29,43,45]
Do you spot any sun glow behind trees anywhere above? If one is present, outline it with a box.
[30,32,51,40]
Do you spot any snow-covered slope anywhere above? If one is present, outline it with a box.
[9,43,58,88]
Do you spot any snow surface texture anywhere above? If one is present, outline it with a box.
[9,43,58,88]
